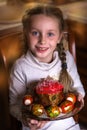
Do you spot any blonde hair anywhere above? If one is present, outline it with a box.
[22,4,74,93]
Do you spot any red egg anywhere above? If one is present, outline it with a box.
[23,95,33,105]
[60,100,74,114]
[66,93,76,104]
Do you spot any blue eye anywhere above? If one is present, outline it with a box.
[48,32,54,37]
[32,31,39,36]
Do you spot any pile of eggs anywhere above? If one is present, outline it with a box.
[23,93,77,118]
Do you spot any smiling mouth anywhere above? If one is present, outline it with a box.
[36,47,49,51]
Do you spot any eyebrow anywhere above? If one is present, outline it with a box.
[30,26,58,32]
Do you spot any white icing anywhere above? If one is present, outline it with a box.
[24,99,31,105]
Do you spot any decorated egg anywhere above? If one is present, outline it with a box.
[23,95,33,105]
[60,100,74,114]
[32,104,44,116]
[66,93,76,104]
[46,105,60,118]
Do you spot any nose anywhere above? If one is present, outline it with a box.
[41,41,46,44]
[39,34,46,45]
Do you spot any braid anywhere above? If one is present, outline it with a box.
[57,43,74,93]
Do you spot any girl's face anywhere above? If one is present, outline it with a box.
[26,14,62,63]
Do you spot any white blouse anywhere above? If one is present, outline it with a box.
[9,50,85,130]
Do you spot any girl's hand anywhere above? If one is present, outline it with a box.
[27,119,48,130]
[77,93,84,109]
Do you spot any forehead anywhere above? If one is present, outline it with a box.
[29,14,59,26]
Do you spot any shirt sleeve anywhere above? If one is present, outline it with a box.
[9,62,26,121]
[66,51,85,97]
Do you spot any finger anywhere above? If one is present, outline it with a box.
[81,99,84,108]
[26,118,38,124]
[30,119,39,125]
[77,93,83,101]
[28,123,37,130]
[37,121,48,129]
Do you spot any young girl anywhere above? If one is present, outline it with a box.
[9,3,85,130]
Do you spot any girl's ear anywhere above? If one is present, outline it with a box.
[57,33,63,43]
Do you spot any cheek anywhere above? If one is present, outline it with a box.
[50,42,57,51]
[54,35,61,43]
[50,40,58,47]
[27,36,36,47]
